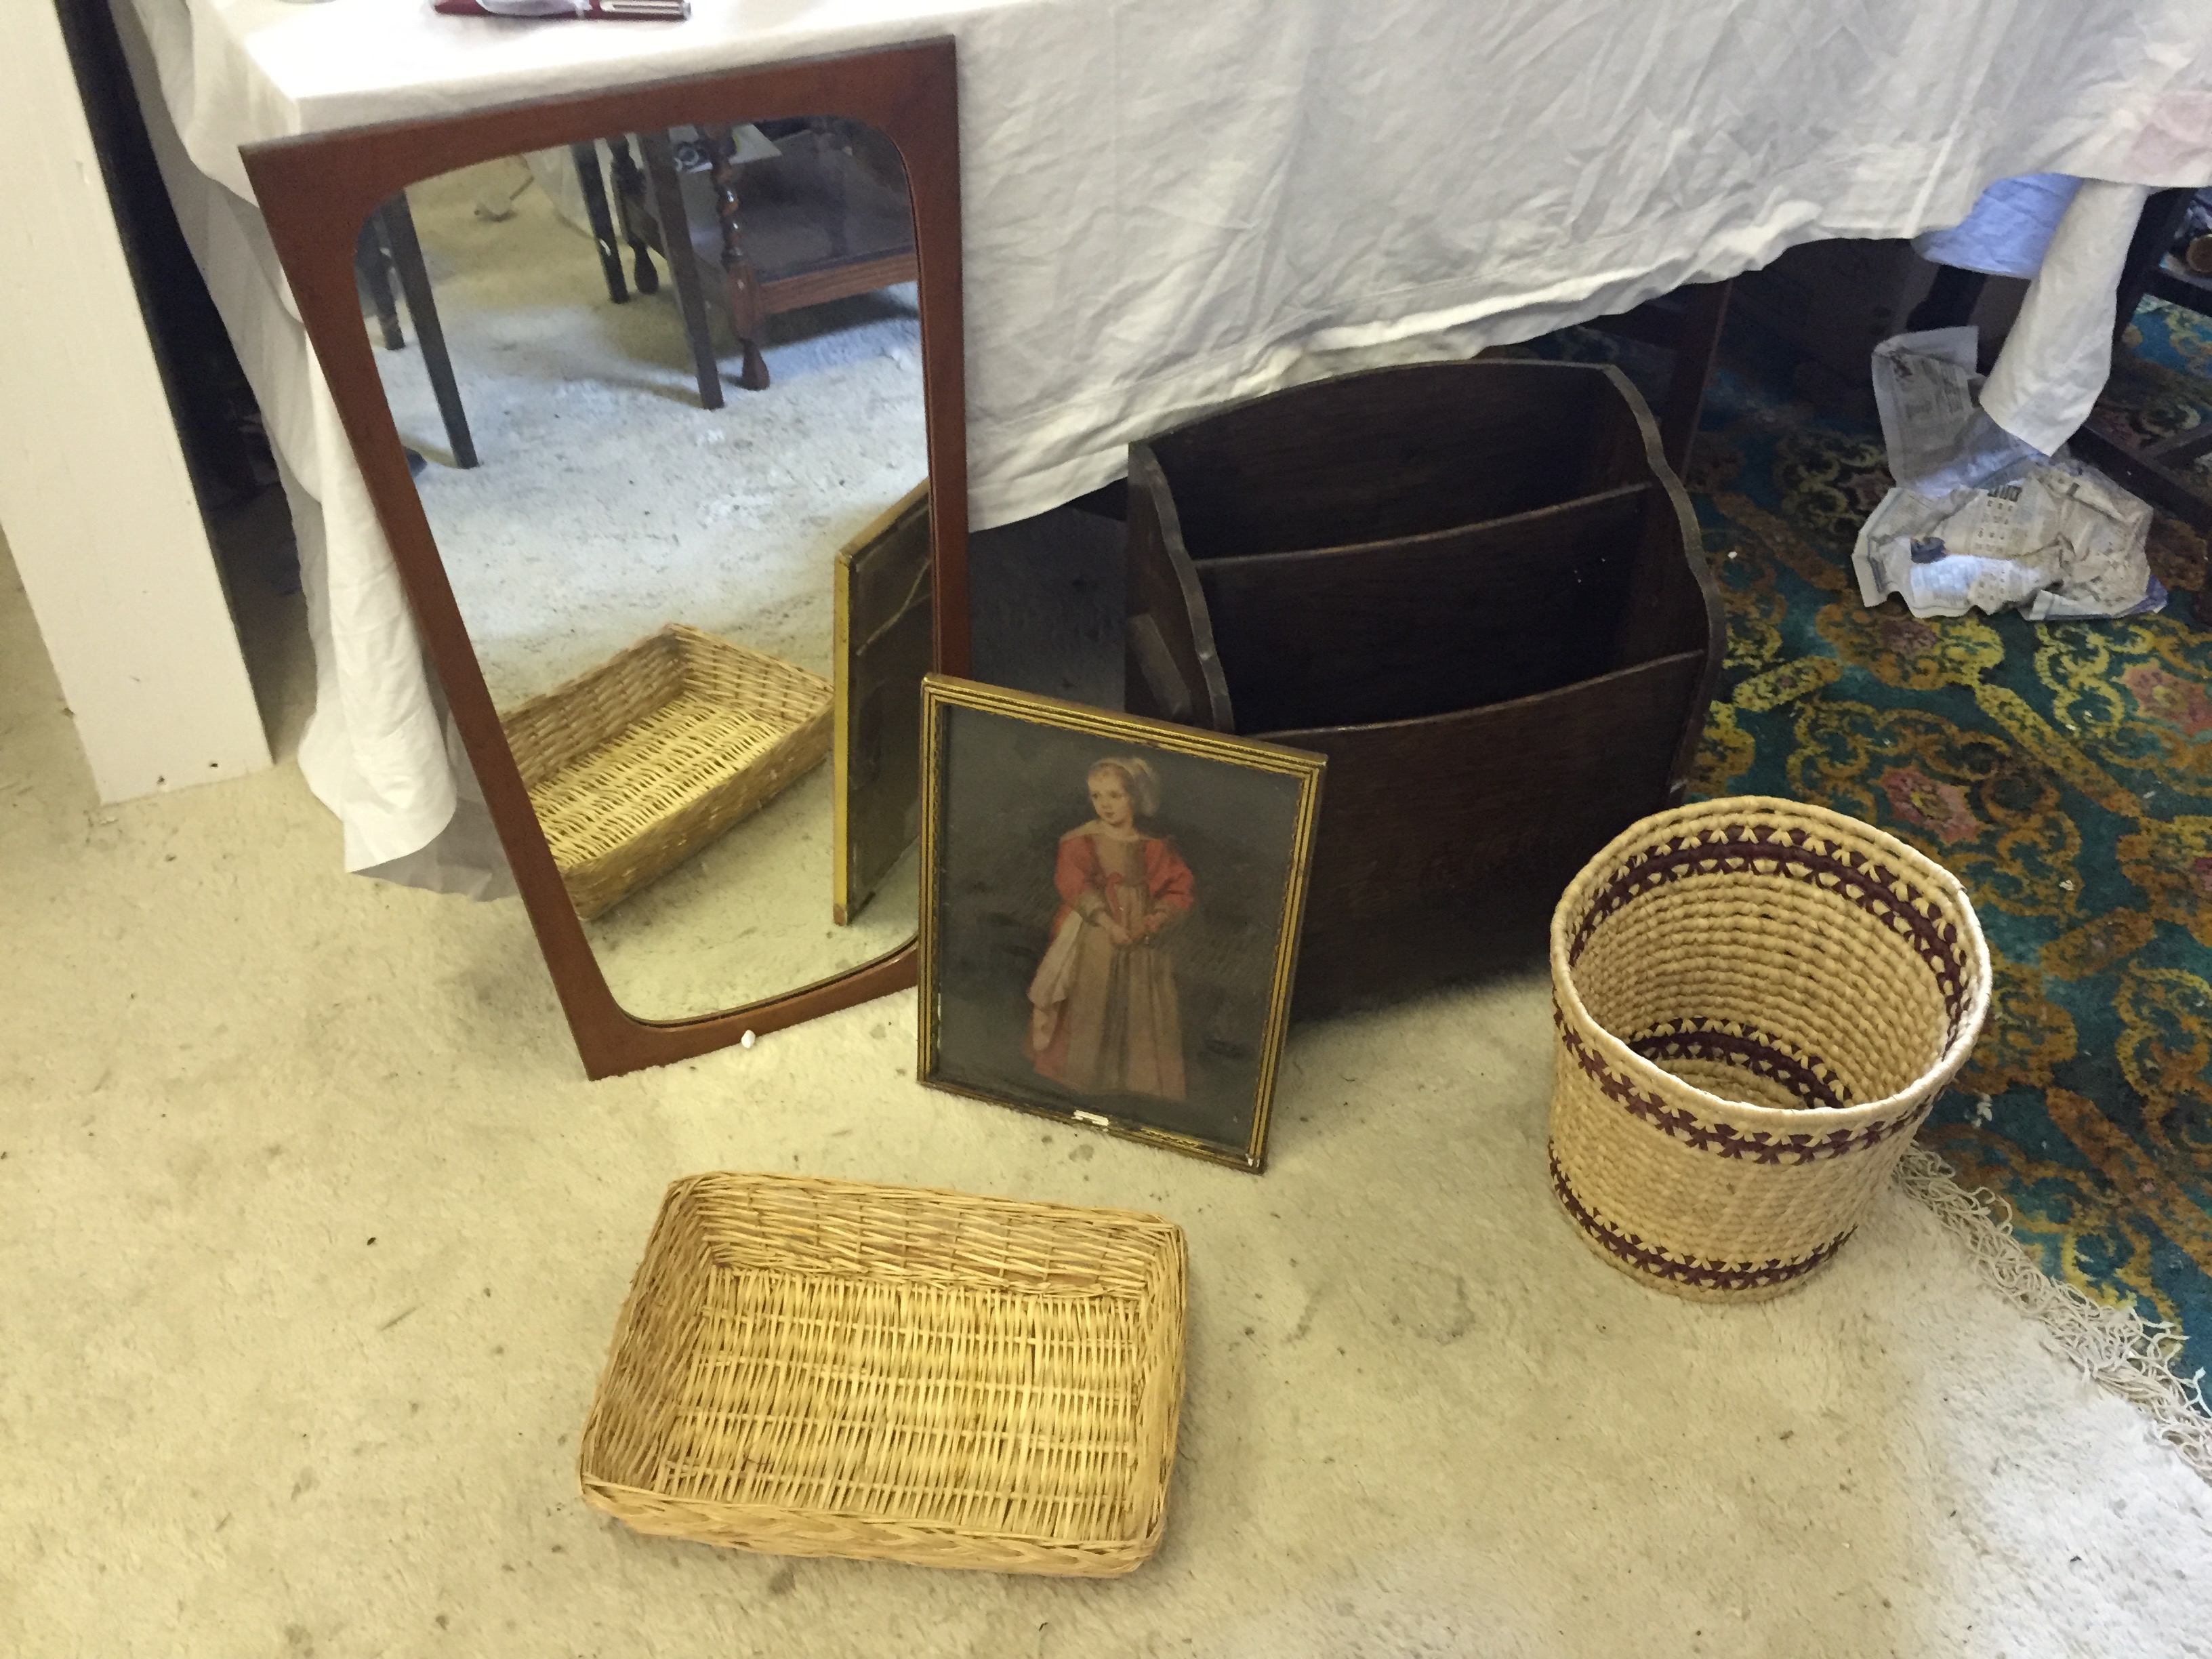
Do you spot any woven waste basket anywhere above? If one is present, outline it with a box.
[1547,796,1990,1301]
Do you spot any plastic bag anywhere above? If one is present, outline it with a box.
[1853,328,2161,621]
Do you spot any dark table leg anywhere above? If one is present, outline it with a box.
[639,130,724,410]
[356,218,405,350]
[2112,187,2199,345]
[377,192,478,469]
[1656,279,1730,479]
[703,123,771,392]
[605,136,659,295]
[571,140,628,304]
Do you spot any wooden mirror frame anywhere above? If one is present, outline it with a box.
[243,39,966,1079]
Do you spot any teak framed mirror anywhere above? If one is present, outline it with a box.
[243,40,965,1078]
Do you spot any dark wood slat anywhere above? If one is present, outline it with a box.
[2146,423,2212,465]
[1149,361,1609,558]
[2147,260,2212,314]
[1122,445,1237,731]
[1196,484,1653,731]
[1263,651,1708,1016]
[758,251,919,313]
[2071,423,2212,532]
[1121,359,1722,1017]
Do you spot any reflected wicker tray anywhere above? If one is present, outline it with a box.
[577,1172,1187,1575]
[499,625,831,919]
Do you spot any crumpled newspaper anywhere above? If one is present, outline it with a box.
[1852,327,2161,621]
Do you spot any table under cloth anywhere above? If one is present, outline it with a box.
[117,0,2212,888]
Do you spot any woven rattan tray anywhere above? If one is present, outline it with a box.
[499,625,832,919]
[577,1172,1188,1574]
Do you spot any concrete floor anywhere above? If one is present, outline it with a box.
[6,531,2212,1657]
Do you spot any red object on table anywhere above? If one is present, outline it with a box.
[432,0,689,19]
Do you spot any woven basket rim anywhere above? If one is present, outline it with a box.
[1547,794,1992,1131]
[577,1475,1165,1549]
[499,621,819,727]
[658,1169,1185,1237]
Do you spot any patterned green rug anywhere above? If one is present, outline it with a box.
[1546,297,2212,1387]
[2100,293,2212,483]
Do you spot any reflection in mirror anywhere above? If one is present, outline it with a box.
[836,483,931,926]
[361,119,926,1021]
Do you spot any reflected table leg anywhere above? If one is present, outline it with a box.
[571,140,629,304]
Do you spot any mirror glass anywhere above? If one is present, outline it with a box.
[359,118,926,1020]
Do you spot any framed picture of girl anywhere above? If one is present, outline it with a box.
[917,674,1326,1170]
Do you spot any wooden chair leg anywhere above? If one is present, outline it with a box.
[356,218,405,349]
[704,124,771,392]
[1656,279,1729,478]
[605,136,659,295]
[639,130,724,410]
[2112,187,2199,344]
[377,193,479,469]
[733,316,770,392]
[571,140,628,304]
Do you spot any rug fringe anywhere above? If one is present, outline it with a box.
[1898,1144,2212,1485]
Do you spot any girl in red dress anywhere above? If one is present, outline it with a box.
[1025,756,1194,1099]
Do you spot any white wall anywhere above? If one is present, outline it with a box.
[0,3,269,802]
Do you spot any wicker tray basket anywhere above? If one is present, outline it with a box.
[1548,796,1990,1303]
[577,1172,1188,1574]
[499,625,832,919]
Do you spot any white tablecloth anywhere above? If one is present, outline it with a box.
[121,0,2212,882]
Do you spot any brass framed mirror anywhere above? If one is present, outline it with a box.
[243,40,965,1078]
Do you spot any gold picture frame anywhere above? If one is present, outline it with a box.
[832,481,933,927]
[918,674,1326,1171]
